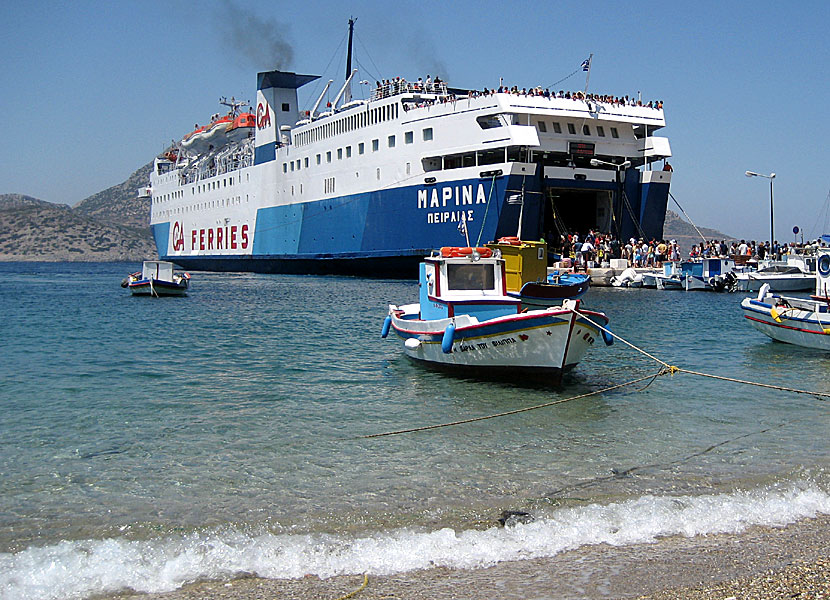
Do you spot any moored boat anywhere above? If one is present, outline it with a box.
[739,249,830,350]
[382,247,610,384]
[122,261,190,296]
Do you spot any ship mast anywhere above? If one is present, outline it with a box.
[344,17,355,103]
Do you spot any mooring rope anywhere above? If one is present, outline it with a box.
[573,309,830,400]
[357,372,664,439]
[332,574,368,600]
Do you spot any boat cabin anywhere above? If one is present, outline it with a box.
[680,257,735,278]
[142,261,176,282]
[419,251,520,320]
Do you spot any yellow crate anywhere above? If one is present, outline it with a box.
[486,240,547,292]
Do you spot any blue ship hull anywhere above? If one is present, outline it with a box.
[153,170,669,277]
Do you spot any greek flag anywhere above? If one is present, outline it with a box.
[581,57,591,72]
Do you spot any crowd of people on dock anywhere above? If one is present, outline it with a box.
[555,231,828,269]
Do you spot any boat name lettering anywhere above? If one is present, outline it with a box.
[189,224,249,251]
[427,210,474,225]
[256,102,271,129]
[417,184,488,210]
[491,337,516,347]
[458,342,488,352]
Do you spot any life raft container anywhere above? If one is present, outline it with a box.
[440,246,493,258]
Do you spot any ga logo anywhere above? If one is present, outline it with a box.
[172,221,184,251]
[256,102,271,129]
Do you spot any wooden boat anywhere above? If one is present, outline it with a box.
[122,261,190,296]
[382,247,610,384]
[740,249,830,350]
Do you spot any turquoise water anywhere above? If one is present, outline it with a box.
[1,262,828,599]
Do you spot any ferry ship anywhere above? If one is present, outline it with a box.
[147,20,672,275]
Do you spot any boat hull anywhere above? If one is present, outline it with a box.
[736,275,814,292]
[388,305,608,384]
[740,297,830,350]
[128,279,189,296]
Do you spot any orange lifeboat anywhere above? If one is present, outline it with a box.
[226,112,256,142]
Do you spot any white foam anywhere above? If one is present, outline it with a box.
[2,481,828,600]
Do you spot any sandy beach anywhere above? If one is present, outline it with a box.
[116,514,829,600]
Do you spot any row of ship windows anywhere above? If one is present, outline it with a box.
[155,173,252,204]
[295,103,401,146]
[283,127,434,173]
[153,195,249,219]
[537,120,620,138]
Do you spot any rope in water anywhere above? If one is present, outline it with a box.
[359,307,829,440]
[357,371,664,439]
[572,309,830,400]
[333,574,368,600]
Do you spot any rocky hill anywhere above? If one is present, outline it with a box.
[662,209,735,251]
[0,179,156,262]
[73,163,152,229]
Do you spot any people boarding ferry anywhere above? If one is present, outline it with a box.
[147,20,672,275]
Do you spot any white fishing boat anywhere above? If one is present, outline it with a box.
[382,247,610,383]
[739,249,830,350]
[122,261,190,296]
[733,255,815,292]
[684,257,735,291]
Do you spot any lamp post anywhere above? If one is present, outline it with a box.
[745,170,776,248]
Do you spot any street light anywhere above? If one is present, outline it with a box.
[745,170,776,248]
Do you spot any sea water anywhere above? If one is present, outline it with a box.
[0,262,828,599]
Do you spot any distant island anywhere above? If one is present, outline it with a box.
[0,161,732,261]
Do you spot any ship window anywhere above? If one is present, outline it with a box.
[478,148,505,165]
[405,131,413,144]
[597,126,605,137]
[423,127,433,141]
[283,163,287,173]
[376,167,381,180]
[290,162,295,171]
[358,142,365,154]
[537,121,547,132]
[346,146,352,158]
[282,103,290,112]
[372,139,379,151]
[583,124,590,135]
[611,127,619,138]
[326,151,332,163]
[476,115,502,129]
[388,135,396,148]
[304,157,309,167]
[422,157,441,172]
[507,146,528,162]
[406,162,411,175]
[337,148,343,159]
[316,154,321,164]
[567,123,576,134]
[552,122,561,133]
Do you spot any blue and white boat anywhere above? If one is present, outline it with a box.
[122,261,190,297]
[739,249,830,350]
[382,247,610,383]
[683,258,735,291]
[146,20,673,276]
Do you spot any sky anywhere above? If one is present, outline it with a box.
[1,0,828,242]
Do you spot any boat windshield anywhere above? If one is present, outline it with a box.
[446,263,496,291]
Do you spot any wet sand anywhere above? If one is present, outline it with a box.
[117,514,829,600]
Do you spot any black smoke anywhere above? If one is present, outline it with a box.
[217,1,294,70]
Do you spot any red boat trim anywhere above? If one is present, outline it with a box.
[744,314,829,335]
